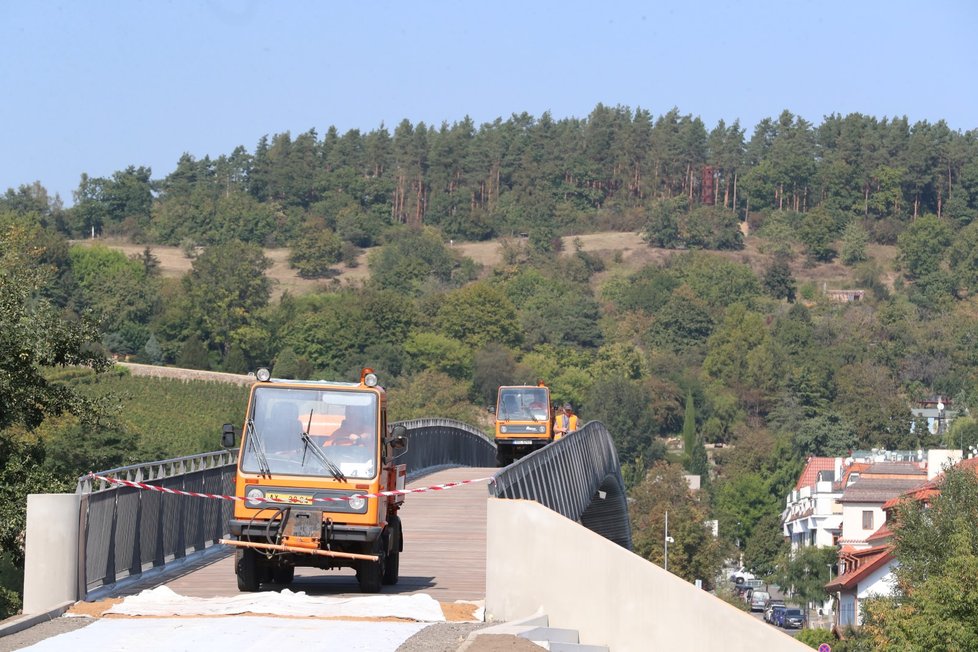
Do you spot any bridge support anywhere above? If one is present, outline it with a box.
[23,493,79,614]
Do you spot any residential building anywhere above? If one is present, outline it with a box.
[825,450,965,629]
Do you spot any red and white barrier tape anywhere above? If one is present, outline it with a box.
[87,472,494,504]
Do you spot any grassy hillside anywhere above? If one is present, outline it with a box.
[66,367,250,460]
[74,230,896,300]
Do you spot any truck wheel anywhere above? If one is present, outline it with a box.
[383,549,400,585]
[383,517,401,585]
[272,565,294,584]
[357,542,386,593]
[496,449,510,467]
[236,548,262,592]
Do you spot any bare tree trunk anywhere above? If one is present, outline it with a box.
[732,172,738,212]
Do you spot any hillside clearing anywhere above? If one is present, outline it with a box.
[71,231,893,299]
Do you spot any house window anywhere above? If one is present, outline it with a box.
[862,510,874,530]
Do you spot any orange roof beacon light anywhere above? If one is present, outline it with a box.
[221,367,405,593]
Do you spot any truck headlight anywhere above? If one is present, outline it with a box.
[348,495,366,510]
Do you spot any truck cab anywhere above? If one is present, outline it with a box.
[224,367,406,593]
[493,383,552,466]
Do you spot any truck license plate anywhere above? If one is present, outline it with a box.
[512,440,533,445]
[267,492,313,505]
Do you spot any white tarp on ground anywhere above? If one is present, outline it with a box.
[18,616,430,651]
[99,586,446,621]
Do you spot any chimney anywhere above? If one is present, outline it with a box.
[927,449,963,480]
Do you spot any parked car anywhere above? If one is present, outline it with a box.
[770,605,787,627]
[729,567,756,584]
[749,590,770,612]
[782,608,805,629]
[764,600,785,623]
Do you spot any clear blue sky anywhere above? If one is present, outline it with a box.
[2,0,975,205]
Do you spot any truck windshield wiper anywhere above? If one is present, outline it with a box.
[300,410,347,482]
[246,419,272,478]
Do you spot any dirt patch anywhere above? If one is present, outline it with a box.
[67,597,123,618]
[440,601,480,622]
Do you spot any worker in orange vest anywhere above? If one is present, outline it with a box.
[553,403,579,440]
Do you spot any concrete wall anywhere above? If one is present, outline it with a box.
[22,493,79,614]
[841,501,883,546]
[486,498,809,652]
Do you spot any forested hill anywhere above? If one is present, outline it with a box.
[5,106,976,258]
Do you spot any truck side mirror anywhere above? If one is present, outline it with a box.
[487,406,496,414]
[222,423,236,447]
[389,424,408,449]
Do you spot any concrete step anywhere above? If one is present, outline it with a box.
[549,643,610,652]
[519,626,579,645]
[459,612,608,652]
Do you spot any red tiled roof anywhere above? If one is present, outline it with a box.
[826,547,894,592]
[835,462,870,490]
[884,457,978,509]
[865,522,894,543]
[796,457,836,490]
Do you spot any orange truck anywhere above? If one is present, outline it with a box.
[492,382,553,466]
[221,367,407,592]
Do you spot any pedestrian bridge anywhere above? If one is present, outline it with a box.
[18,419,806,651]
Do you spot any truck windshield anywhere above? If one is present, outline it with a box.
[497,387,549,421]
[240,386,378,480]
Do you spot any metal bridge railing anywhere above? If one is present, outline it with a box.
[75,450,239,597]
[74,420,493,597]
[490,420,632,550]
[396,417,496,479]
[73,418,629,598]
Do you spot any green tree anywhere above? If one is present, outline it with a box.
[182,240,271,357]
[584,376,660,464]
[0,223,110,618]
[762,255,796,302]
[629,461,727,588]
[897,213,951,280]
[402,331,472,379]
[840,221,870,266]
[681,390,696,466]
[388,369,478,423]
[176,334,210,370]
[471,343,520,406]
[271,346,314,380]
[0,225,111,430]
[798,208,837,262]
[792,412,858,457]
[947,220,978,296]
[862,467,978,650]
[288,219,343,278]
[368,227,458,295]
[743,511,789,579]
[436,282,521,349]
[773,545,836,607]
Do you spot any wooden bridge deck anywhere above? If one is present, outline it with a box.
[153,467,494,602]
